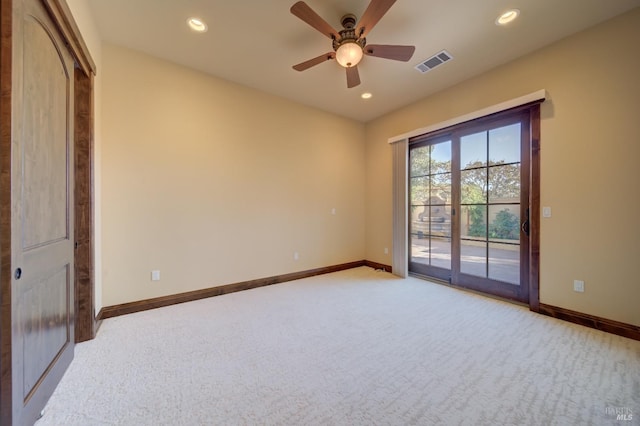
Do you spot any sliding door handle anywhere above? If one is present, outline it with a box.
[521,207,530,236]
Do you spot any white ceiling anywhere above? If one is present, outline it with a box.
[86,0,640,122]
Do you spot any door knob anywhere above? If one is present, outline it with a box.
[14,268,22,280]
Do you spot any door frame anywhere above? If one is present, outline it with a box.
[408,108,532,302]
[0,0,96,423]
[398,102,541,310]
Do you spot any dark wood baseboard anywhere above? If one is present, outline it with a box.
[364,260,392,273]
[98,260,372,320]
[539,303,640,341]
[96,264,639,344]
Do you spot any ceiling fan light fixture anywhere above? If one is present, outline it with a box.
[496,9,520,25]
[187,17,208,33]
[336,42,363,68]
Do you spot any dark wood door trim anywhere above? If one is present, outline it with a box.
[74,68,97,342]
[528,104,541,312]
[41,0,95,76]
[0,1,14,424]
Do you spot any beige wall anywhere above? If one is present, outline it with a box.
[101,44,366,306]
[66,0,104,311]
[365,8,640,326]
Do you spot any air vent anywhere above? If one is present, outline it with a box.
[415,50,453,74]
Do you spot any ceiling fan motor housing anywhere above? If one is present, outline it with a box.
[341,14,357,29]
[333,14,366,52]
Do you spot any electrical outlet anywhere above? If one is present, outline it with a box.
[151,270,161,281]
[293,252,299,261]
[331,208,336,215]
[384,247,389,255]
[573,280,584,293]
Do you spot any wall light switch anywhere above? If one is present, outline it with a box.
[331,208,336,215]
[573,280,584,293]
[151,270,160,281]
[543,207,552,218]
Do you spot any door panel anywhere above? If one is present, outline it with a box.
[11,0,75,423]
[22,16,70,249]
[21,265,70,400]
[456,116,528,301]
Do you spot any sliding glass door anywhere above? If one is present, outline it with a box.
[409,110,531,303]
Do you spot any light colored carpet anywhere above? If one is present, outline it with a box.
[36,267,639,425]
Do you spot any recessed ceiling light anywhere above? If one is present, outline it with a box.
[187,17,208,33]
[496,9,520,25]
[361,92,372,100]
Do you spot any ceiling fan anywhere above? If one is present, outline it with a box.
[290,0,415,88]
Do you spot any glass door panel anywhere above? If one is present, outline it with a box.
[488,242,519,284]
[489,123,521,164]
[460,132,487,168]
[488,164,521,201]
[456,119,526,301]
[409,139,452,281]
[460,237,487,277]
